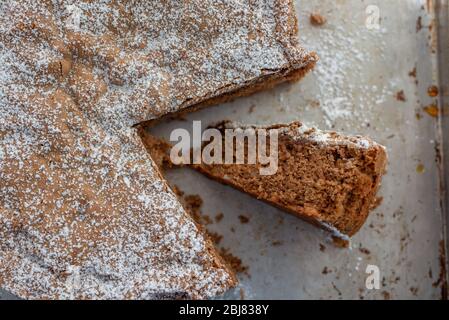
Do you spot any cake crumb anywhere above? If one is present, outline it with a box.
[176,189,229,262]
[310,13,327,26]
[215,212,224,223]
[424,104,439,118]
[396,90,406,102]
[410,287,419,296]
[359,247,371,255]
[332,236,350,249]
[238,215,250,224]
[409,67,417,78]
[219,248,249,275]
[331,282,342,296]
[322,266,331,274]
[202,215,213,225]
[184,195,204,224]
[171,185,184,197]
[382,291,391,300]
[319,243,326,252]
[416,16,423,32]
[208,232,223,245]
[428,85,439,97]
[271,240,283,246]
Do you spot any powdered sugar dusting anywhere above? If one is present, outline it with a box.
[0,0,315,299]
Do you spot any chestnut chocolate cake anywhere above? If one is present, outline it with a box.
[0,0,316,299]
[140,121,387,239]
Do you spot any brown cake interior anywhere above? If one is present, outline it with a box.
[140,122,387,238]
[139,61,316,128]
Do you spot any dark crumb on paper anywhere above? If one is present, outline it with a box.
[220,248,249,275]
[183,194,205,224]
[215,212,224,223]
[171,185,184,197]
[319,243,326,252]
[416,16,423,32]
[382,291,391,300]
[208,231,223,245]
[271,240,283,246]
[202,215,213,225]
[310,13,327,26]
[331,282,342,296]
[322,266,331,275]
[176,188,251,277]
[238,215,250,224]
[181,193,222,242]
[173,187,252,279]
[428,85,439,97]
[409,67,418,85]
[182,194,213,225]
[410,287,419,296]
[396,90,406,102]
[359,247,371,255]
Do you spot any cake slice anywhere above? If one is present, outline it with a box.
[141,122,387,238]
[194,122,387,238]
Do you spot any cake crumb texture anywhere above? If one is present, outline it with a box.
[0,0,315,299]
[193,121,387,237]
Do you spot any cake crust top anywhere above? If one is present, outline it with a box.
[0,0,315,299]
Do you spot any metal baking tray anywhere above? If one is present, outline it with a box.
[1,0,448,300]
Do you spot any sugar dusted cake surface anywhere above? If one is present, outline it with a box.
[191,121,387,237]
[0,0,316,299]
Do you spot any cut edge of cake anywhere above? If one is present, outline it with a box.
[0,0,315,300]
[140,121,387,239]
